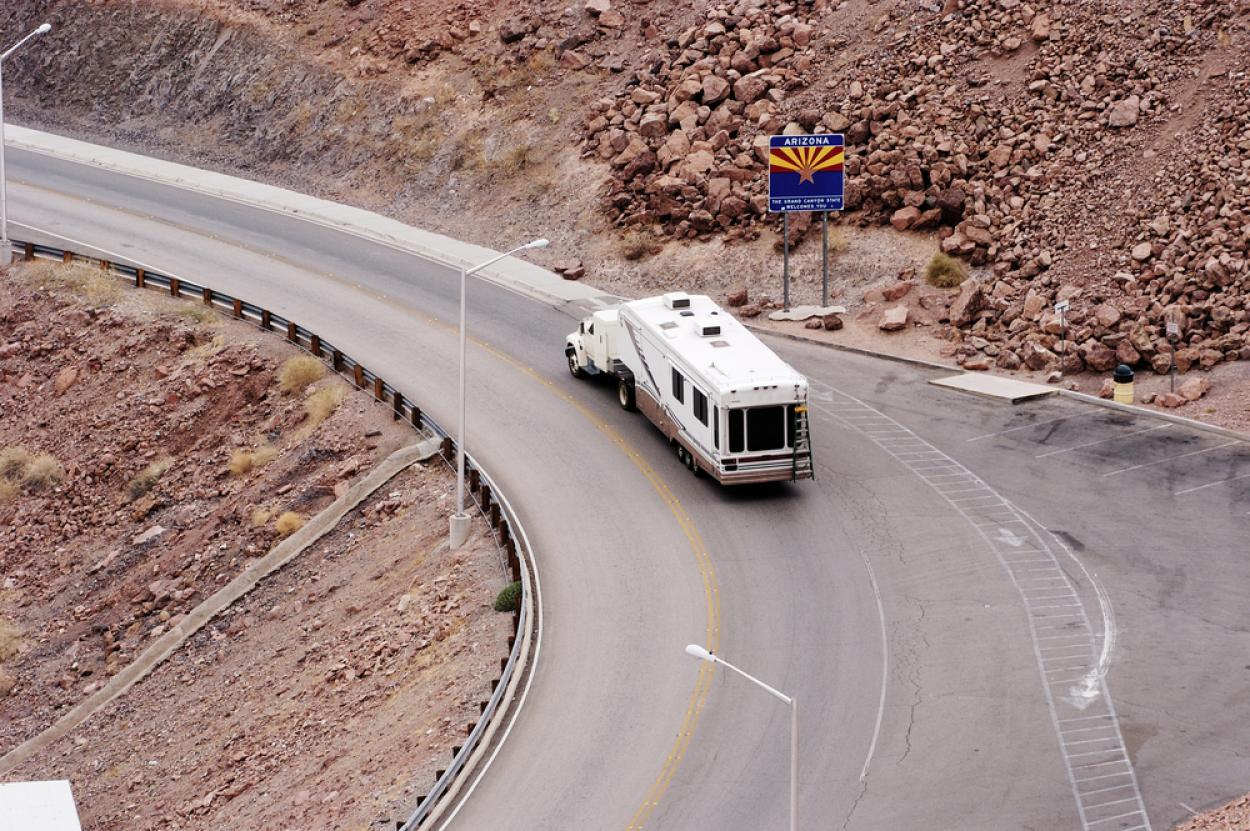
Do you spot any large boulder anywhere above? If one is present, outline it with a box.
[878,306,910,332]
[948,279,984,327]
[1108,95,1141,128]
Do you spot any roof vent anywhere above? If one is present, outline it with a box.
[663,292,692,310]
[694,319,722,337]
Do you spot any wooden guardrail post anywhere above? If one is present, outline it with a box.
[232,298,243,319]
[410,405,422,428]
[260,309,271,330]
[286,322,298,343]
[62,251,72,263]
[353,364,365,388]
[22,242,33,261]
[441,437,454,460]
[201,287,212,305]
[468,469,480,492]
[169,278,181,298]
[309,334,321,357]
[332,349,343,371]
[392,392,404,420]
[373,377,384,401]
[135,268,146,288]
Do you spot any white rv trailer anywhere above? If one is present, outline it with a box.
[565,292,813,484]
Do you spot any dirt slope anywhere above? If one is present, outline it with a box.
[0,261,511,828]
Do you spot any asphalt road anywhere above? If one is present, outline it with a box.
[6,140,1248,831]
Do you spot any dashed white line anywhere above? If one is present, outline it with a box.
[1102,440,1240,477]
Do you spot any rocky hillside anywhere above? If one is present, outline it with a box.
[5,0,1248,382]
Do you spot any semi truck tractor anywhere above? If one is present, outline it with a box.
[566,292,813,484]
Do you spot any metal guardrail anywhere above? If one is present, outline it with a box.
[10,239,535,828]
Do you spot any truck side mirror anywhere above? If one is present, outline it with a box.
[579,322,585,334]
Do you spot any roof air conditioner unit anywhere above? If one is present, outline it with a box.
[663,292,691,310]
[694,319,722,337]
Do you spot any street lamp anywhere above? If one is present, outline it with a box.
[1,22,52,266]
[449,237,549,549]
[685,644,797,831]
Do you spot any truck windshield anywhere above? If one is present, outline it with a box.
[728,406,788,453]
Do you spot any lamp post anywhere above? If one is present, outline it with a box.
[1,22,52,266]
[449,237,549,549]
[685,644,797,831]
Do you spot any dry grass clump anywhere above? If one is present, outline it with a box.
[0,447,33,481]
[35,261,122,304]
[228,444,278,477]
[251,507,273,528]
[827,228,850,256]
[305,384,345,426]
[1,448,64,494]
[275,511,307,537]
[617,230,654,262]
[128,456,173,500]
[924,252,969,288]
[21,454,64,492]
[278,355,326,394]
[0,619,20,663]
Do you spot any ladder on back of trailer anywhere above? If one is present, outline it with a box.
[791,388,814,481]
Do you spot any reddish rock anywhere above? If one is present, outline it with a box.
[1158,392,1185,409]
[948,279,984,327]
[890,206,921,231]
[54,366,79,395]
[963,356,990,371]
[882,281,914,302]
[1022,341,1058,371]
[702,75,730,105]
[822,313,843,331]
[1178,377,1210,402]
[878,306,909,332]
[1084,343,1118,372]
[726,288,749,307]
[1099,378,1115,399]
[804,318,824,330]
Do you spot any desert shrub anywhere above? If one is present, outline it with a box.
[0,447,33,481]
[0,480,17,503]
[22,454,64,492]
[618,230,653,262]
[278,355,326,394]
[0,669,15,697]
[128,456,173,500]
[228,450,255,476]
[924,252,969,288]
[45,262,122,304]
[0,620,20,663]
[305,384,345,426]
[251,508,272,528]
[252,445,279,467]
[827,228,850,255]
[275,511,306,537]
[493,581,522,613]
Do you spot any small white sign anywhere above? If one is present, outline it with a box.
[1054,300,1071,314]
[1166,321,1180,337]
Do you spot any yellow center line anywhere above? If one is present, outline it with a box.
[421,316,722,829]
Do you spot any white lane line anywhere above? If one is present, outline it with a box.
[855,540,890,784]
[965,411,1091,442]
[1036,424,1170,459]
[1175,470,1250,496]
[1102,440,1240,477]
[1082,783,1138,798]
[1086,810,1148,826]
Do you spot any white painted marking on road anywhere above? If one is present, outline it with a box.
[1175,470,1250,495]
[965,411,1091,442]
[1102,440,1240,477]
[1036,424,1170,459]
[996,527,1027,547]
[855,540,890,784]
[1179,802,1197,815]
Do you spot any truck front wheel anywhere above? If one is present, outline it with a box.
[567,351,584,378]
[617,378,636,411]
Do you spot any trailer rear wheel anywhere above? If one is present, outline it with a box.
[567,351,584,378]
[617,378,636,411]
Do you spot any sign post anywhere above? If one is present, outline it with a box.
[1055,299,1070,374]
[768,133,845,311]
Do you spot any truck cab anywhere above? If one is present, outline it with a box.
[566,309,622,378]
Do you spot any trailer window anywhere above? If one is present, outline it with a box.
[692,388,708,425]
[747,406,786,451]
[729,409,744,453]
[713,406,720,449]
[672,368,685,403]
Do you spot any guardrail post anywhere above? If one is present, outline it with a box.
[170,278,181,298]
[135,268,145,288]
[353,364,365,388]
[201,287,212,305]
[232,298,243,319]
[62,251,72,263]
[489,503,500,528]
[392,392,404,421]
[309,334,321,357]
[332,350,343,371]
[409,405,422,428]
[373,377,384,401]
[468,469,480,492]
[286,322,298,343]
[260,309,271,330]
[480,485,492,512]
[441,437,454,460]
[22,242,33,261]
[101,260,111,271]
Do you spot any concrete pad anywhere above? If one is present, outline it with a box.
[768,304,847,321]
[929,372,1057,404]
[0,780,82,830]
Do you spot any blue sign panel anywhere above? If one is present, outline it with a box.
[768,133,845,213]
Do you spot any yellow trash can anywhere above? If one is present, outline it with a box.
[1113,364,1134,404]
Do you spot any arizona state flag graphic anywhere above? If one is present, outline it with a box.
[768,134,845,213]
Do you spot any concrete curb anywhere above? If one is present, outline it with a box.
[8,125,609,311]
[749,324,1250,445]
[0,438,440,776]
